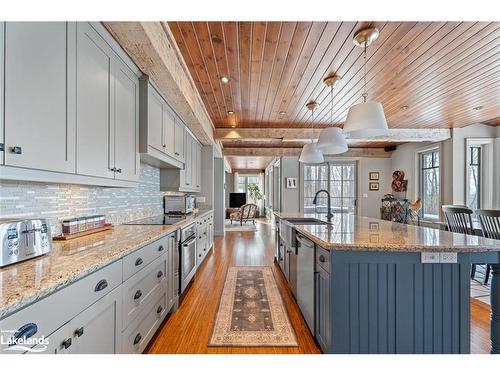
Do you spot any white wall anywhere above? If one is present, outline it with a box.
[357,157,392,218]
[276,156,392,218]
[451,123,498,205]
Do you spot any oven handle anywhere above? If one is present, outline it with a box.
[182,236,196,247]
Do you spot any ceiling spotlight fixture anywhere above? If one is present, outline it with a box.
[343,27,389,138]
[473,106,483,111]
[227,110,234,115]
[299,101,324,164]
[220,76,230,84]
[279,111,286,116]
[317,74,348,155]
[400,105,409,111]
[231,125,236,128]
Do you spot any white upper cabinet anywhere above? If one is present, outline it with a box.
[4,22,75,173]
[147,87,165,153]
[174,118,185,163]
[163,106,176,158]
[139,80,186,169]
[0,22,139,187]
[76,22,114,179]
[114,64,139,182]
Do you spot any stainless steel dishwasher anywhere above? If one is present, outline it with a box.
[296,232,315,334]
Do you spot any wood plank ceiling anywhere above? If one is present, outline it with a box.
[168,21,500,169]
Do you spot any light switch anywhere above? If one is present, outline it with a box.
[439,252,457,263]
[421,252,440,263]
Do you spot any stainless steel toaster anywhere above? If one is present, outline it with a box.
[0,218,52,267]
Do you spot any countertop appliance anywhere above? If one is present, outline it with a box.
[0,218,52,267]
[179,223,197,295]
[124,215,187,226]
[164,195,195,215]
[296,232,315,334]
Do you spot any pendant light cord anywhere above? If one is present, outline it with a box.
[362,42,368,103]
[330,84,334,125]
[310,106,315,143]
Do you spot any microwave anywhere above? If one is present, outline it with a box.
[164,195,196,215]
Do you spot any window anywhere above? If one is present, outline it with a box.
[303,162,356,214]
[420,149,440,220]
[237,175,260,193]
[468,146,481,210]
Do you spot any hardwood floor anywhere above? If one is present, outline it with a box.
[146,218,491,354]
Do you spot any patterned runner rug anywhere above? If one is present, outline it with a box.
[209,266,298,346]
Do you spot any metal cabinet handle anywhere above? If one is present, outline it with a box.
[74,327,84,337]
[319,255,326,263]
[110,167,116,172]
[10,146,22,154]
[199,253,202,257]
[157,306,163,314]
[94,279,108,292]
[116,168,122,173]
[157,270,163,279]
[61,338,72,349]
[158,245,164,252]
[0,143,4,151]
[135,257,143,266]
[175,152,179,155]
[134,290,142,300]
[12,323,38,343]
[133,333,142,345]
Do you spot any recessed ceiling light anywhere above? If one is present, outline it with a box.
[400,105,409,111]
[221,76,230,84]
[279,111,286,116]
[227,110,234,115]
[473,106,483,111]
[231,125,236,128]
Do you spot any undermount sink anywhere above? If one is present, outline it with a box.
[283,218,328,225]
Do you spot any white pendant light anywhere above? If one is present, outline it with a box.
[299,100,324,164]
[317,74,348,154]
[343,27,389,138]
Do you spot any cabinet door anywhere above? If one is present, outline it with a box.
[315,267,331,353]
[27,323,73,354]
[191,140,198,191]
[174,118,185,162]
[114,63,139,181]
[76,22,114,179]
[167,232,176,310]
[183,135,193,188]
[4,22,75,173]
[148,85,165,153]
[163,105,176,157]
[69,285,122,354]
[195,143,202,191]
[0,22,4,166]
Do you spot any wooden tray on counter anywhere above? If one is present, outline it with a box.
[53,224,113,241]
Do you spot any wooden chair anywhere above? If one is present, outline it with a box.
[229,203,257,225]
[442,205,483,280]
[476,209,500,285]
[442,205,474,234]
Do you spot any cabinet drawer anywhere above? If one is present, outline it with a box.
[0,260,121,352]
[122,292,167,354]
[122,255,167,329]
[316,246,330,274]
[123,236,168,281]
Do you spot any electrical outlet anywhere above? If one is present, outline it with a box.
[421,252,440,263]
[196,196,206,203]
[439,252,457,263]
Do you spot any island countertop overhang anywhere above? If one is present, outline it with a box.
[274,212,500,253]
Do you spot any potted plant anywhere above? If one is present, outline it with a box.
[247,183,263,216]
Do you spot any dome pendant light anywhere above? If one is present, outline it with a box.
[343,27,389,138]
[317,74,348,155]
[299,101,324,164]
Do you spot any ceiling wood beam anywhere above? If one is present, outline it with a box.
[223,147,392,158]
[215,128,451,143]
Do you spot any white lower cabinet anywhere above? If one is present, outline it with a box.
[0,231,177,355]
[122,292,167,354]
[69,285,122,354]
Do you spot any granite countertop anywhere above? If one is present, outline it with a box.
[274,212,500,253]
[0,208,213,319]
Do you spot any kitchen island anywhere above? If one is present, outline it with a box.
[274,212,500,354]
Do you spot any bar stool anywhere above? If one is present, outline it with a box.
[476,209,500,285]
[442,205,482,280]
